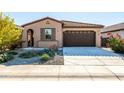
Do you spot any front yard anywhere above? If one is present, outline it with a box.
[0,48,64,66]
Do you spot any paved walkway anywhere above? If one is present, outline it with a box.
[64,56,124,66]
[0,65,124,81]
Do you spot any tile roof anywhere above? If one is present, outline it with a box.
[102,22,124,33]
[21,17,104,28]
[62,20,104,28]
[21,17,62,27]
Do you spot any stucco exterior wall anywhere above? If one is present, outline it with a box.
[102,30,124,39]
[63,28,102,47]
[38,41,58,48]
[22,18,102,48]
[22,19,63,48]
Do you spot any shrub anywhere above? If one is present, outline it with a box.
[110,38,124,53]
[48,49,56,57]
[40,54,50,61]
[43,48,50,54]
[19,51,37,58]
[7,51,18,55]
[108,33,124,53]
[0,54,5,63]
[101,37,109,47]
[0,53,14,63]
[43,48,56,57]
[5,53,14,61]
[57,50,63,56]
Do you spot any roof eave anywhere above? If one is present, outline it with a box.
[63,26,104,28]
[21,17,63,27]
[101,28,124,33]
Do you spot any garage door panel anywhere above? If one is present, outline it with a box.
[63,31,96,46]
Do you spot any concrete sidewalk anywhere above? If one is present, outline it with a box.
[64,56,124,66]
[0,65,124,81]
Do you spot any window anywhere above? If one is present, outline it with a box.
[41,28,55,41]
[44,29,52,40]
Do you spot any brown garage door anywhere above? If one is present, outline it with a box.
[63,31,96,46]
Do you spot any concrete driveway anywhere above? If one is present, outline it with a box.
[63,47,124,66]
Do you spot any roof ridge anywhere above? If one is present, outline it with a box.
[21,17,104,27]
[61,20,103,26]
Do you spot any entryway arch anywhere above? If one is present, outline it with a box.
[27,29,34,47]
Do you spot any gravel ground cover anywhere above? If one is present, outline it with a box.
[2,48,64,66]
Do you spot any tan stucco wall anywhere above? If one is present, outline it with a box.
[38,41,58,48]
[63,28,102,47]
[22,19,63,48]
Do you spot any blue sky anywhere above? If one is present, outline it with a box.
[4,12,124,26]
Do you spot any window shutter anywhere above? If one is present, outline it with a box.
[52,28,56,40]
[41,28,45,40]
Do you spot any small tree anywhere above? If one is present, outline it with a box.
[0,13,22,53]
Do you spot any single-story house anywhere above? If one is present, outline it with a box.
[21,17,104,48]
[102,22,124,38]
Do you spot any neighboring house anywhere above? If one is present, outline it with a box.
[16,25,24,30]
[21,17,104,48]
[102,22,124,38]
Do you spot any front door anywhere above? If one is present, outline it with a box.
[27,29,34,47]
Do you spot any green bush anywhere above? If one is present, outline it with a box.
[7,51,18,55]
[40,54,50,61]
[109,36,124,53]
[0,54,5,63]
[57,50,63,56]
[43,48,56,57]
[0,53,14,63]
[19,51,37,58]
[6,53,14,60]
[48,49,56,57]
